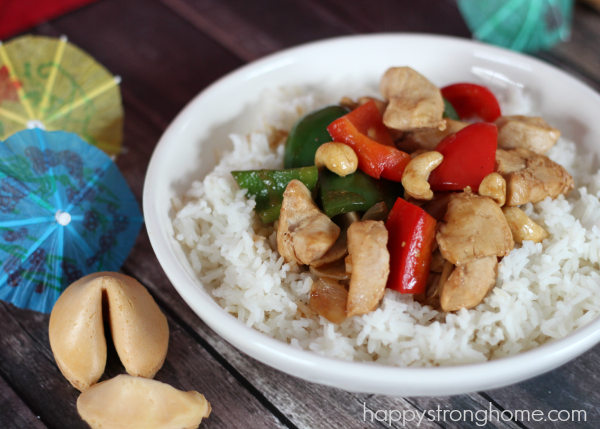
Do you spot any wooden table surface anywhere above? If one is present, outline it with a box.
[2,1,600,428]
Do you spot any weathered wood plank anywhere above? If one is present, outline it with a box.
[158,0,352,62]
[481,346,600,428]
[547,4,600,89]
[161,0,471,65]
[0,374,48,429]
[40,0,243,124]
[0,305,86,428]
[1,296,287,429]
[314,0,471,37]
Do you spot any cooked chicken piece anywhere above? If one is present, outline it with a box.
[495,148,574,206]
[309,277,348,324]
[380,67,445,132]
[399,119,469,152]
[345,254,353,274]
[502,206,549,244]
[310,212,359,268]
[495,116,560,154]
[277,180,340,265]
[310,232,348,268]
[495,149,526,174]
[346,221,390,317]
[439,256,498,312]
[436,192,514,265]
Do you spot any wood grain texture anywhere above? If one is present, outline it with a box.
[548,4,600,89]
[1,290,287,429]
[0,374,48,429]
[0,305,85,428]
[481,347,600,428]
[159,0,352,62]
[313,0,471,36]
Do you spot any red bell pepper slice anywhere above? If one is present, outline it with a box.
[428,123,497,192]
[441,83,501,122]
[338,100,395,147]
[386,198,437,294]
[327,101,410,181]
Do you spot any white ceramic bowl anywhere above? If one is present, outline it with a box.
[144,34,600,396]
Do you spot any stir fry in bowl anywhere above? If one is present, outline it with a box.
[230,67,573,322]
[170,57,600,368]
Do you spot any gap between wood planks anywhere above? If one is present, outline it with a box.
[0,351,49,429]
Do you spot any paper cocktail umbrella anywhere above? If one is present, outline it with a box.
[0,35,123,156]
[458,0,573,52]
[0,129,142,313]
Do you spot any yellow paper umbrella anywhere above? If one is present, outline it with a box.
[0,35,123,156]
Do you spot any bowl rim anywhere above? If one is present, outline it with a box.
[143,33,600,396]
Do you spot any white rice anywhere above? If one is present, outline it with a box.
[172,87,600,366]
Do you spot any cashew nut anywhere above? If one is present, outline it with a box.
[315,142,358,177]
[502,206,549,243]
[478,172,506,206]
[77,375,211,429]
[401,151,443,201]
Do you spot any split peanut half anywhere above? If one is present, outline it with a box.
[77,374,211,429]
[49,272,169,391]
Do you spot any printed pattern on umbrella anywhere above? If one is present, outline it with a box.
[0,129,143,313]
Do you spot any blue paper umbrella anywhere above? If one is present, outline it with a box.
[0,129,143,313]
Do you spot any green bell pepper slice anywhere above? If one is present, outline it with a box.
[232,166,318,223]
[283,105,349,169]
[318,169,404,218]
[443,97,460,121]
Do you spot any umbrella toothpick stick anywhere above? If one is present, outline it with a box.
[44,76,121,124]
[37,35,68,119]
[0,107,29,126]
[0,41,36,120]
